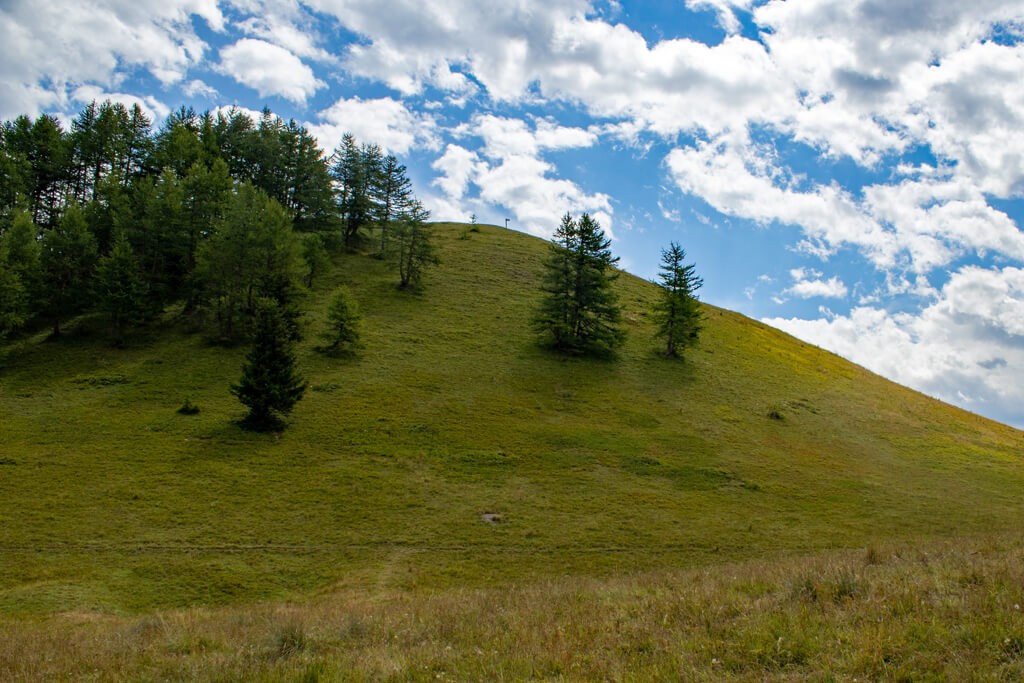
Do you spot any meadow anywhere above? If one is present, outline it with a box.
[2,222,1023,677]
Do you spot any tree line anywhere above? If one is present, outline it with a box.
[0,101,436,347]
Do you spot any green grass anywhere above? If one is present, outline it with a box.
[5,534,1024,680]
[1,221,1023,622]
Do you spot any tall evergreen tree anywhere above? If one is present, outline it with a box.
[3,210,42,303]
[96,232,147,345]
[330,134,379,247]
[40,204,98,336]
[231,298,306,430]
[0,211,42,337]
[0,239,27,339]
[372,154,414,253]
[19,114,71,228]
[392,200,437,289]
[194,183,302,340]
[534,212,623,355]
[652,242,703,358]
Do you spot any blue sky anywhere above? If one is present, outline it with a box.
[4,0,1024,427]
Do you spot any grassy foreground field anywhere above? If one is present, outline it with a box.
[2,222,1024,674]
[4,534,1024,680]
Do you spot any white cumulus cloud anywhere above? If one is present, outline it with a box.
[306,96,439,154]
[218,38,324,104]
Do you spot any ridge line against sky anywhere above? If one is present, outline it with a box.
[3,0,1024,427]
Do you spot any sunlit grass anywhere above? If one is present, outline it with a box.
[4,534,1024,680]
[0,221,1022,625]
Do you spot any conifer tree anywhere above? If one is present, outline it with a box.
[393,200,437,289]
[96,232,147,346]
[40,204,98,336]
[372,154,414,253]
[231,298,306,430]
[652,241,703,358]
[0,246,27,339]
[534,212,623,355]
[301,233,331,288]
[319,286,362,354]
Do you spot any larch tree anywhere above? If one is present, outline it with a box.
[393,200,437,289]
[372,154,414,254]
[534,212,623,356]
[39,204,98,336]
[652,241,703,358]
[319,286,362,355]
[96,231,147,346]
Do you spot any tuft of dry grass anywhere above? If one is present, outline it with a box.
[3,534,1024,680]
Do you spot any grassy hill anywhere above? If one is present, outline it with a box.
[1,221,1023,626]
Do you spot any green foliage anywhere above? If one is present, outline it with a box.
[195,183,302,341]
[372,154,415,253]
[319,286,362,354]
[39,203,98,335]
[95,232,147,345]
[0,211,40,337]
[391,201,438,289]
[331,134,380,247]
[0,102,427,338]
[0,258,26,339]
[534,212,623,355]
[301,233,331,288]
[652,241,703,358]
[231,299,306,429]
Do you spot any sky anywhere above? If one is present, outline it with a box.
[3,1,1024,427]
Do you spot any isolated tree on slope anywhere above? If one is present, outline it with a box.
[534,212,623,356]
[319,286,362,355]
[393,200,437,289]
[232,298,306,430]
[653,241,703,358]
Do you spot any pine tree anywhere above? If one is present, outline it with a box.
[319,286,361,354]
[534,212,623,356]
[231,298,306,430]
[96,232,147,346]
[652,241,703,358]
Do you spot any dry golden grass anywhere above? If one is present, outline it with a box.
[4,533,1024,681]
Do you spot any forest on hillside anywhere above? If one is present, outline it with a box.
[0,101,432,345]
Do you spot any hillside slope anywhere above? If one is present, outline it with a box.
[1,222,1023,615]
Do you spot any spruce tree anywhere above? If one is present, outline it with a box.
[652,241,703,358]
[534,212,623,355]
[231,299,306,430]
